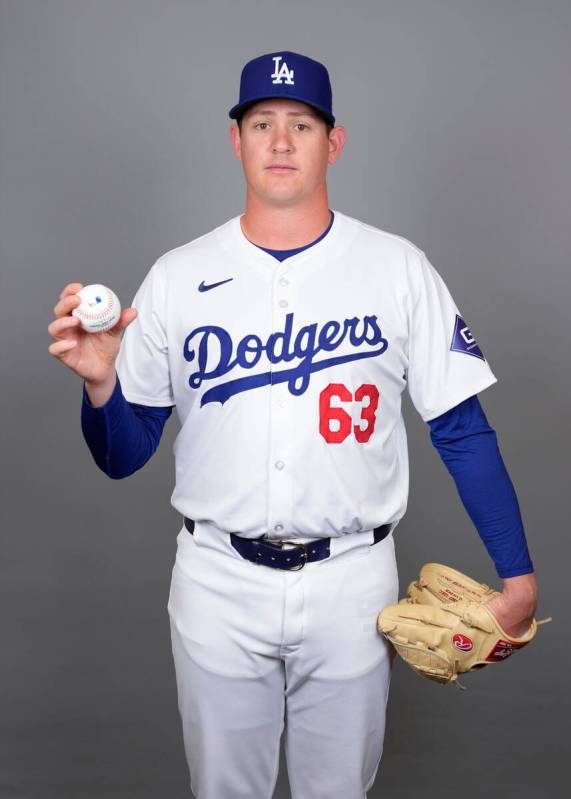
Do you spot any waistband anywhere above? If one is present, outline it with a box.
[183,517,392,571]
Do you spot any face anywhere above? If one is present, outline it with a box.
[229,98,346,207]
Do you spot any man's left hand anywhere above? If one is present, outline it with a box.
[486,572,538,638]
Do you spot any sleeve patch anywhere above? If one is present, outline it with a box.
[450,314,485,361]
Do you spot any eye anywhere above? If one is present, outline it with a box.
[295,123,309,131]
[254,122,269,130]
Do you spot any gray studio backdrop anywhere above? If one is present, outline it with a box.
[1,1,569,797]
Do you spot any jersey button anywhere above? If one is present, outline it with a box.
[278,299,289,308]
[279,277,289,287]
[274,523,284,533]
[274,460,285,470]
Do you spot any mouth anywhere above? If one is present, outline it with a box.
[266,165,297,173]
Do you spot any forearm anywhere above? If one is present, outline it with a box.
[81,375,172,478]
[444,430,534,577]
[428,395,534,579]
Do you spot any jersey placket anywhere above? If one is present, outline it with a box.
[265,262,296,540]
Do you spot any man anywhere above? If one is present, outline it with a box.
[48,51,537,798]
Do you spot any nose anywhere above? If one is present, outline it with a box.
[270,124,294,153]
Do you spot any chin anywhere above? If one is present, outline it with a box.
[258,184,301,202]
[267,191,304,206]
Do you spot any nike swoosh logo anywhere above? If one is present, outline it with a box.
[198,278,234,293]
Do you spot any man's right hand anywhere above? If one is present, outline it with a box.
[48,282,138,404]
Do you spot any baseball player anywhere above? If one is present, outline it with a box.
[48,51,538,798]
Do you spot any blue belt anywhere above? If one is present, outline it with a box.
[183,517,392,571]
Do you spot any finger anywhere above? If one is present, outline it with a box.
[109,307,138,333]
[53,293,82,318]
[48,315,81,338]
[381,602,456,628]
[48,339,77,357]
[121,307,138,325]
[59,283,84,300]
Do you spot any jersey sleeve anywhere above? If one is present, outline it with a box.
[115,257,175,407]
[405,250,497,422]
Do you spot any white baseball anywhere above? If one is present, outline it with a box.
[72,284,122,333]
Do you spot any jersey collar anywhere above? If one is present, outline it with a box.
[221,208,354,274]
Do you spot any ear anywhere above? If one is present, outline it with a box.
[327,125,347,165]
[229,123,242,161]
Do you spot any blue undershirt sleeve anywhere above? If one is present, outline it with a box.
[81,374,172,479]
[427,395,534,579]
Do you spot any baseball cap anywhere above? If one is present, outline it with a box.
[229,51,335,126]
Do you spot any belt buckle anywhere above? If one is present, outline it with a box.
[283,542,308,570]
[260,536,308,570]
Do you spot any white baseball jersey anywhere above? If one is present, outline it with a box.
[115,210,497,541]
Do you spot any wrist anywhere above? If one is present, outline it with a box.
[84,371,117,408]
[501,572,538,610]
[85,369,116,390]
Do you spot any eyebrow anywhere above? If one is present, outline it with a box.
[247,109,319,119]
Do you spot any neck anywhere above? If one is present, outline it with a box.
[240,191,331,249]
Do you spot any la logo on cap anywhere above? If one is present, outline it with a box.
[271,55,295,85]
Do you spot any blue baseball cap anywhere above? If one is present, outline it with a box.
[229,51,335,127]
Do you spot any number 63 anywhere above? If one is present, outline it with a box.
[319,383,380,444]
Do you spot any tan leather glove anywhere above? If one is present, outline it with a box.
[377,563,552,689]
[404,562,501,606]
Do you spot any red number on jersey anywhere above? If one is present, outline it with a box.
[354,384,379,443]
[319,383,380,444]
[319,383,353,443]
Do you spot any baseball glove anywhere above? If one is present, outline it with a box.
[377,563,552,689]
[403,562,501,606]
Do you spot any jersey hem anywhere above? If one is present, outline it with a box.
[421,374,498,423]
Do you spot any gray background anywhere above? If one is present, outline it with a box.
[1,0,568,796]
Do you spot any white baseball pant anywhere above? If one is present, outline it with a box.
[167,520,399,798]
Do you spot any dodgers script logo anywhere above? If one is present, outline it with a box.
[271,56,295,85]
[183,311,389,406]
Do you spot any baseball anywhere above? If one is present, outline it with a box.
[72,284,122,333]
